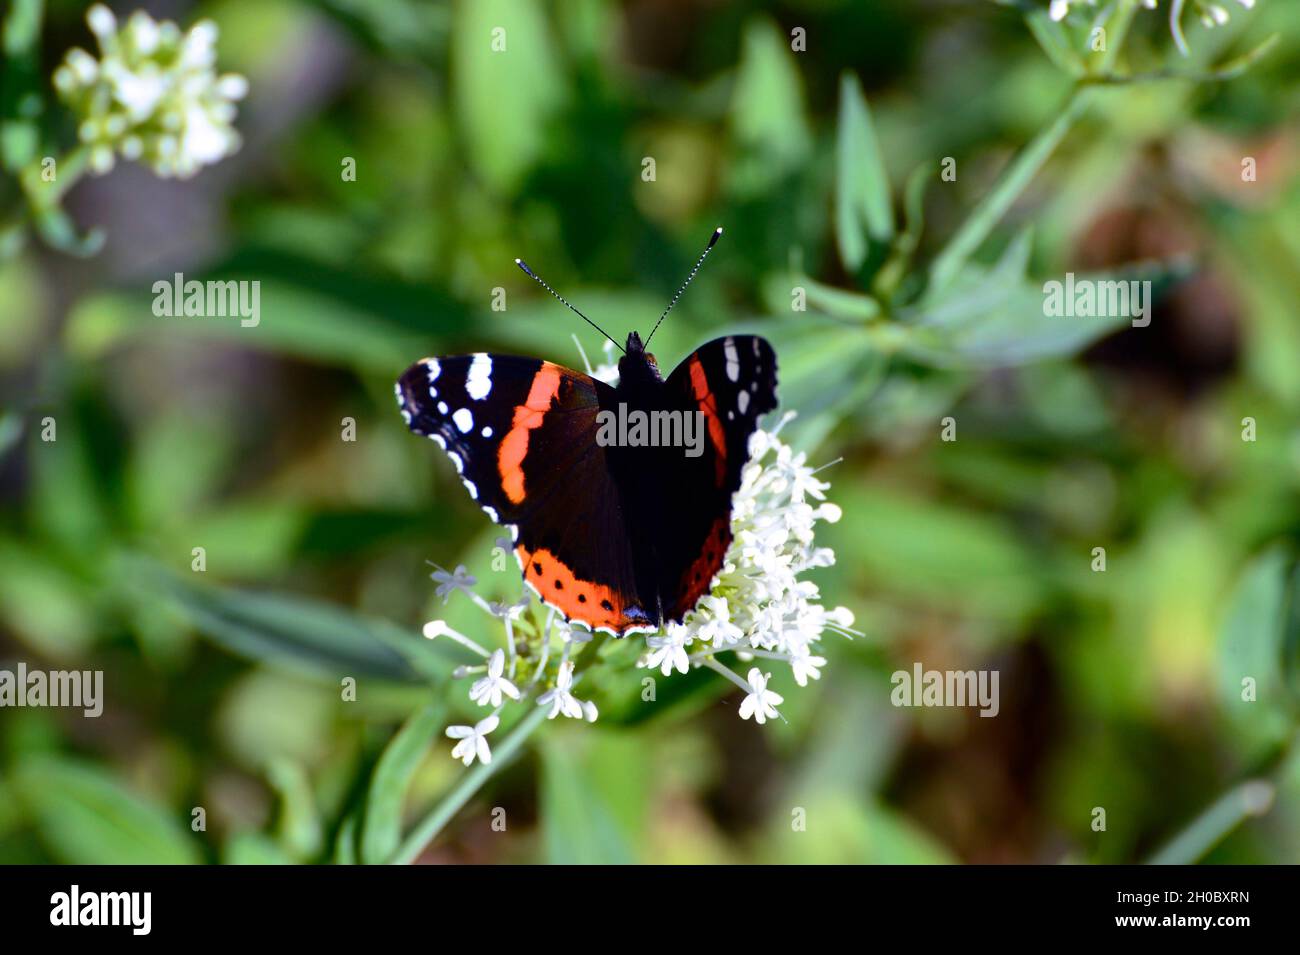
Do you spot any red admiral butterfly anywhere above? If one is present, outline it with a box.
[396,229,778,636]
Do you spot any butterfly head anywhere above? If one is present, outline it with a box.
[619,331,662,383]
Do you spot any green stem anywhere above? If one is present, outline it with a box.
[385,634,609,864]
[926,84,1093,295]
[925,0,1143,297]
[21,144,90,208]
[1146,779,1275,865]
[386,700,550,864]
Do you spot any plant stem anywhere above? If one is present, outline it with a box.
[1146,779,1276,865]
[925,0,1144,297]
[386,633,608,864]
[926,84,1093,295]
[386,700,550,864]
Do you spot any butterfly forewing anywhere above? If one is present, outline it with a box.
[657,335,779,620]
[396,354,653,634]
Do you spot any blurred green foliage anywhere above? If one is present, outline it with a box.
[1,0,1298,864]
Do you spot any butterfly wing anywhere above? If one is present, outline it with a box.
[657,335,778,621]
[396,354,655,635]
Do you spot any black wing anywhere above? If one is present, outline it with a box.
[396,354,656,635]
[657,335,778,622]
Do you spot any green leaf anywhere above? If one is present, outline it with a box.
[1216,546,1297,749]
[0,0,45,174]
[539,735,635,864]
[123,556,467,684]
[1024,10,1085,77]
[451,0,564,193]
[267,759,323,861]
[65,283,435,373]
[223,832,298,865]
[835,72,894,271]
[728,18,811,197]
[928,86,1092,295]
[360,700,443,864]
[14,758,202,865]
[902,239,1193,368]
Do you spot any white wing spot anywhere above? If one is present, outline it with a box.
[483,506,499,522]
[738,390,750,414]
[447,450,464,473]
[466,353,493,400]
[437,401,449,415]
[724,337,740,382]
[462,478,478,499]
[453,408,474,433]
[481,426,493,438]
[426,358,441,381]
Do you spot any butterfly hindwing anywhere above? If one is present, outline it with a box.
[396,354,654,634]
[657,335,778,620]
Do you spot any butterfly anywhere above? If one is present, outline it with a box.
[396,229,778,636]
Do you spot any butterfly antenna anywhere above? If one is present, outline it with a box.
[515,258,625,354]
[644,226,722,348]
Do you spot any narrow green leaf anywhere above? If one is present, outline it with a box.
[928,86,1092,294]
[729,18,811,197]
[540,736,635,864]
[14,758,203,865]
[122,556,467,684]
[223,832,297,864]
[1147,780,1275,864]
[1024,10,1085,76]
[388,701,550,863]
[835,72,894,271]
[360,700,444,864]
[901,257,1192,369]
[451,0,564,193]
[267,759,323,861]
[1216,546,1296,748]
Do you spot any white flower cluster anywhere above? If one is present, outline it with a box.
[639,417,855,725]
[52,5,248,178]
[424,582,599,767]
[1048,0,1255,36]
[423,342,854,764]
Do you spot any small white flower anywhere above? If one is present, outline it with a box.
[738,668,783,724]
[536,661,586,720]
[446,714,499,766]
[469,650,520,707]
[788,643,827,687]
[430,563,477,604]
[644,624,691,675]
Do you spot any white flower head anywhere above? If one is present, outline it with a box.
[644,623,692,675]
[469,650,520,707]
[738,668,784,724]
[446,714,499,766]
[536,660,587,720]
[53,6,247,178]
[635,414,856,716]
